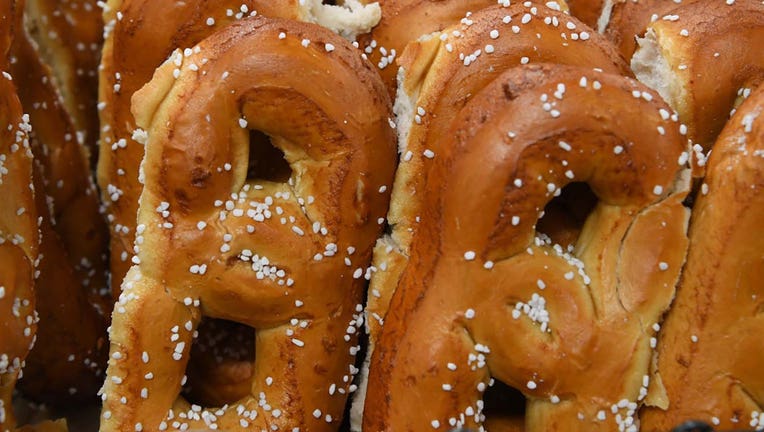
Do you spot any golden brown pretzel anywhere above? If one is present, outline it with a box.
[97,0,382,300]
[1,2,40,428]
[630,0,764,151]
[9,0,109,404]
[362,64,691,431]
[95,0,344,409]
[353,6,630,425]
[22,0,103,163]
[640,84,764,431]
[384,2,628,257]
[100,16,396,432]
[97,0,299,301]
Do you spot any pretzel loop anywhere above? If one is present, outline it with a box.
[364,65,691,432]
[101,17,395,432]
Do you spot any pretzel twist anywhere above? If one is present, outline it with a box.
[383,2,628,261]
[100,17,396,432]
[0,1,39,429]
[363,64,691,431]
[95,0,341,408]
[631,0,764,151]
[97,0,381,299]
[354,6,630,425]
[641,84,764,431]
[8,0,109,403]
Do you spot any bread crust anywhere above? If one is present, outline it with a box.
[640,82,764,432]
[631,0,764,150]
[363,64,691,431]
[358,0,500,96]
[99,16,396,432]
[96,0,304,300]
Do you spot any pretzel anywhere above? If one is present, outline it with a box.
[1,2,40,428]
[352,4,629,425]
[640,84,764,431]
[362,63,691,431]
[630,0,764,152]
[95,0,383,409]
[9,0,109,404]
[99,16,396,432]
[97,0,381,299]
[22,0,103,162]
[598,0,699,60]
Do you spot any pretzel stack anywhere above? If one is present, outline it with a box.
[0,0,762,431]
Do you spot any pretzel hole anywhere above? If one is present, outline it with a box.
[536,182,597,249]
[483,379,526,429]
[183,318,255,406]
[247,130,292,183]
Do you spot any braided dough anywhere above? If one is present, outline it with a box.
[1,2,39,427]
[640,83,764,431]
[100,17,396,432]
[631,0,764,151]
[363,63,691,431]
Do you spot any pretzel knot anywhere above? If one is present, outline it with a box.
[100,17,396,432]
[363,65,692,432]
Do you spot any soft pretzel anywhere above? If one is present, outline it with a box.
[95,0,384,409]
[22,0,103,163]
[640,84,764,431]
[598,0,700,60]
[9,0,109,404]
[99,16,396,432]
[353,4,629,425]
[1,2,40,428]
[383,1,628,259]
[362,63,691,431]
[630,0,764,151]
[97,0,381,299]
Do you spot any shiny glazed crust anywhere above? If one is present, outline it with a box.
[358,0,499,96]
[96,0,304,300]
[640,84,764,431]
[363,64,691,431]
[360,2,631,392]
[602,0,700,59]
[355,6,631,424]
[630,0,764,150]
[100,17,396,432]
